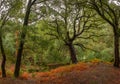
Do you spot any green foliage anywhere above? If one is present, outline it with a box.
[100,48,113,62]
[43,46,67,63]
[0,0,118,75]
[9,0,23,17]
[3,33,15,54]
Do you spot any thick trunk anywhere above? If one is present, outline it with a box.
[113,34,119,67]
[68,43,78,64]
[0,36,6,77]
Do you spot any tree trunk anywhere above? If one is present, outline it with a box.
[14,0,32,78]
[14,39,25,77]
[68,43,78,64]
[113,34,119,67]
[0,36,6,77]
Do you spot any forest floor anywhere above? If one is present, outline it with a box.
[0,62,120,84]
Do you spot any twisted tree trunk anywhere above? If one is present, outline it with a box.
[68,43,78,64]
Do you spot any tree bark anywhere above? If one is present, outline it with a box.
[68,43,78,64]
[14,0,32,78]
[0,36,6,77]
[113,33,119,67]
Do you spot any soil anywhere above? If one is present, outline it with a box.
[0,63,120,84]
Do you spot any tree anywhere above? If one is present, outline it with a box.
[45,0,98,64]
[14,0,37,77]
[90,0,120,67]
[0,1,8,76]
[0,0,21,77]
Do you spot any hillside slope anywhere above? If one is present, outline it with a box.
[0,62,120,84]
[35,62,120,84]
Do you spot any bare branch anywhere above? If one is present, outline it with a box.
[31,0,37,6]
[89,0,114,27]
[74,43,98,52]
[77,34,107,39]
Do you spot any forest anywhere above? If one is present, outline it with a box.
[0,0,120,84]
